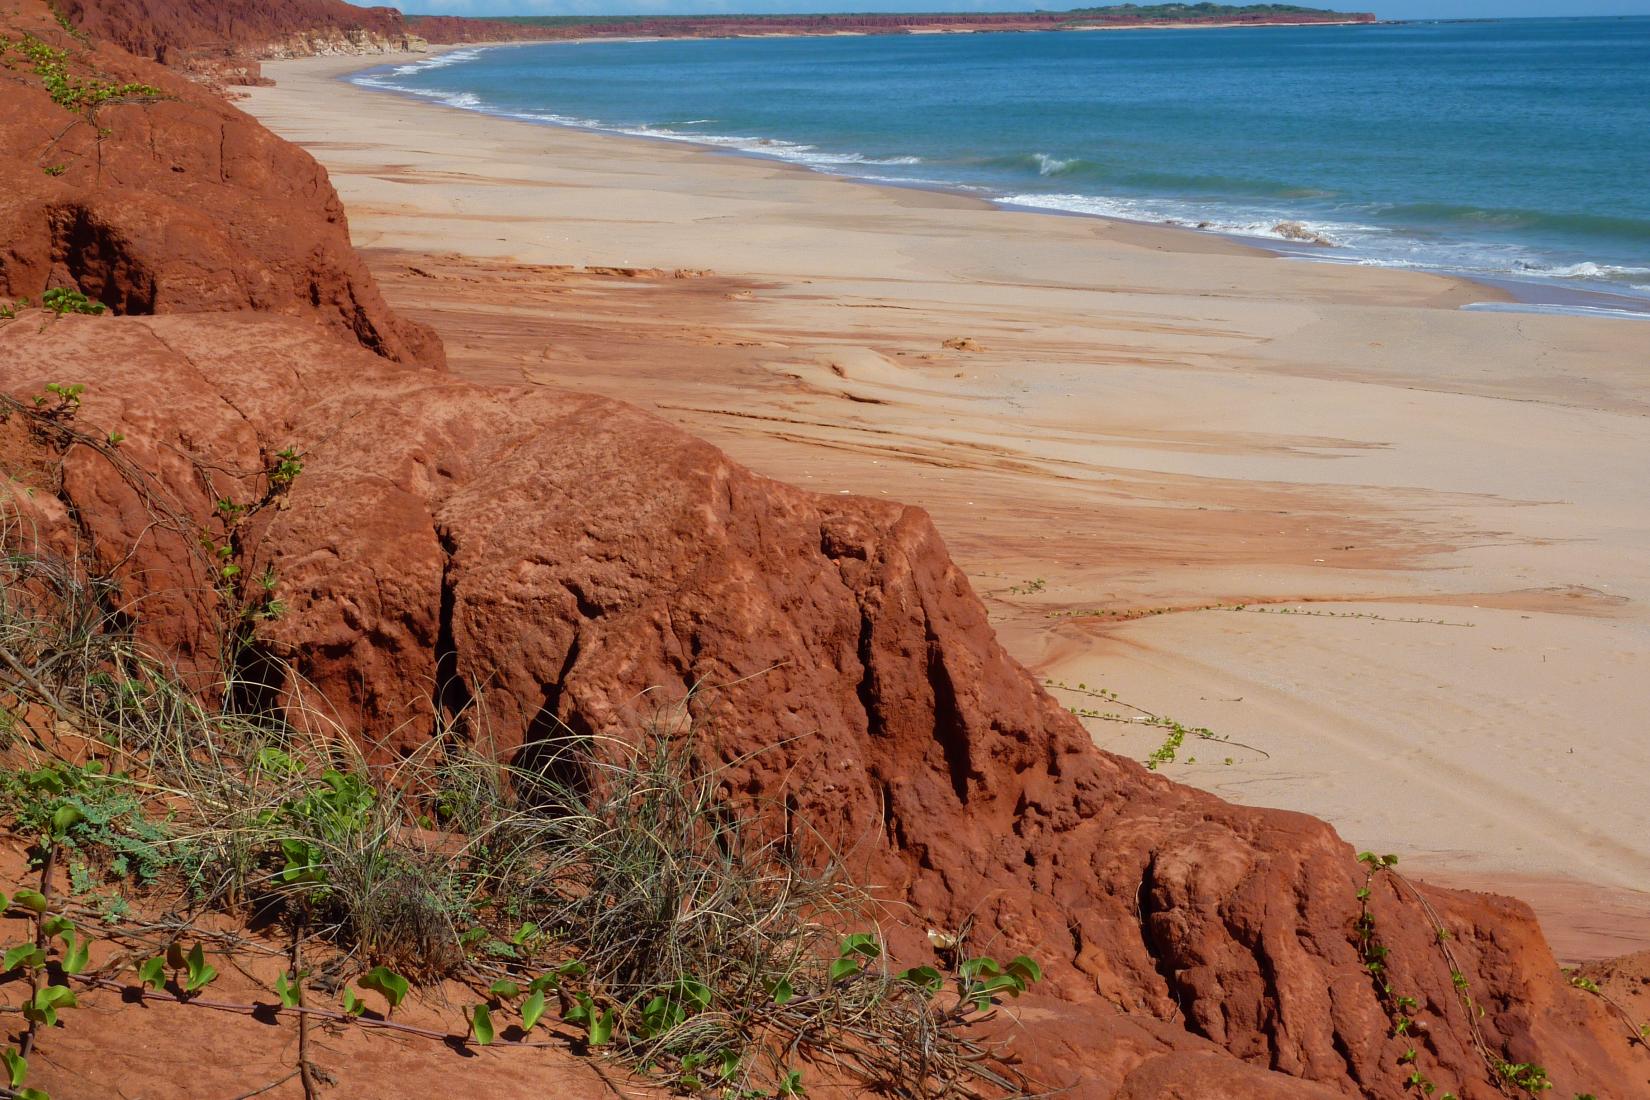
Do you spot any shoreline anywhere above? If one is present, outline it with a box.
[245,52,1650,959]
[341,40,1648,317]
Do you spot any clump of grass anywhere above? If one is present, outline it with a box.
[472,731,1037,1096]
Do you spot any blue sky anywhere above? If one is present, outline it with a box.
[360,0,1650,18]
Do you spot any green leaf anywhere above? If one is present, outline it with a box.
[359,966,409,1012]
[958,957,1003,981]
[137,954,166,990]
[183,943,217,991]
[342,988,365,1018]
[521,989,546,1032]
[563,994,591,1027]
[828,957,859,983]
[471,1003,494,1045]
[976,973,1027,998]
[897,965,944,995]
[588,1007,615,1047]
[838,933,881,960]
[556,959,588,979]
[61,934,89,976]
[4,1047,26,1088]
[769,976,794,1006]
[676,978,712,1013]
[13,889,48,914]
[511,921,539,946]
[526,973,558,995]
[279,840,325,885]
[642,995,684,1037]
[15,1088,49,1100]
[49,804,84,837]
[25,984,77,1026]
[1005,955,1043,985]
[488,979,520,999]
[274,971,301,1008]
[779,1068,806,1097]
[4,944,46,972]
[41,916,73,940]
[35,985,76,1011]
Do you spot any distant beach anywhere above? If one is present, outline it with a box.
[349,19,1650,315]
[247,47,1650,961]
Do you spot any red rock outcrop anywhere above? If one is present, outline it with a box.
[0,3,440,367]
[59,0,419,68]
[2,311,1645,1098]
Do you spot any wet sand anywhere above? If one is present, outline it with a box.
[245,51,1650,960]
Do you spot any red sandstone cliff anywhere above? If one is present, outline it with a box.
[60,0,422,68]
[54,0,1377,68]
[0,0,440,366]
[1,1,1643,1097]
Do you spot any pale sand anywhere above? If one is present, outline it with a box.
[246,51,1650,959]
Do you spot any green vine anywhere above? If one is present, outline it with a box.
[0,34,161,117]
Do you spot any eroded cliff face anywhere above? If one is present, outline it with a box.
[59,0,423,70]
[1,1,1645,1096]
[0,1,440,366]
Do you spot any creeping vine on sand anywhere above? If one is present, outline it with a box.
[1045,678,1270,769]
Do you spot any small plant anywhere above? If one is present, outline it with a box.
[267,447,303,490]
[3,34,161,116]
[30,382,84,420]
[41,164,66,176]
[40,288,104,316]
[137,942,219,995]
[1495,1061,1553,1093]
[46,0,87,41]
[1,759,176,886]
[0,782,104,1100]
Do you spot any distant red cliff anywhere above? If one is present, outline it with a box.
[409,9,1378,46]
[57,0,1377,79]
[60,0,426,82]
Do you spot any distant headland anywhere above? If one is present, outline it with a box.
[409,5,1378,46]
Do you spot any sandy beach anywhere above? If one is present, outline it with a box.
[245,50,1650,960]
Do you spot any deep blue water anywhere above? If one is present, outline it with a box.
[354,18,1650,308]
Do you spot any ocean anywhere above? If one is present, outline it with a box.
[352,18,1650,313]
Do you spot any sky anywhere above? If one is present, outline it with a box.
[356,0,1650,18]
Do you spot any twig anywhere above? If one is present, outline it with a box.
[72,976,566,1048]
[292,916,318,1100]
[18,842,58,1061]
[227,1070,299,1100]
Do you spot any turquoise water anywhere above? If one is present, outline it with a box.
[354,19,1650,308]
